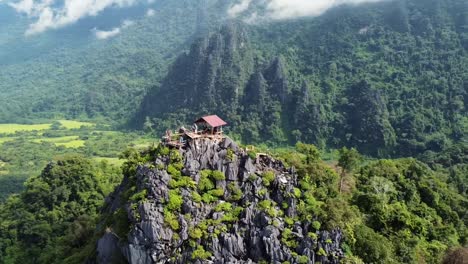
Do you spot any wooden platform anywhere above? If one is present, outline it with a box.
[185,132,225,140]
[164,132,226,149]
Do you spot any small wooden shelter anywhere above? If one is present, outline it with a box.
[193,115,227,135]
[162,115,228,149]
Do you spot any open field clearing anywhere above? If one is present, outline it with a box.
[31,136,80,144]
[58,120,95,129]
[0,137,15,145]
[0,120,155,199]
[0,124,51,134]
[93,157,126,166]
[0,120,95,135]
[55,140,87,148]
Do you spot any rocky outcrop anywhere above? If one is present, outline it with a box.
[96,138,344,264]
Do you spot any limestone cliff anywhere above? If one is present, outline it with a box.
[96,138,344,264]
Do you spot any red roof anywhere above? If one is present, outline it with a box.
[195,115,227,127]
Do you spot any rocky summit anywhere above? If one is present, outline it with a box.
[96,137,344,264]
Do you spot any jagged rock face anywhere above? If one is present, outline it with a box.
[97,138,344,264]
[138,22,255,121]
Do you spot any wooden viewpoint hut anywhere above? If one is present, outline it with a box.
[163,115,228,148]
[193,115,227,136]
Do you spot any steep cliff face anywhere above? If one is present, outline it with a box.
[137,22,255,123]
[96,138,344,263]
[134,22,293,145]
[135,0,467,157]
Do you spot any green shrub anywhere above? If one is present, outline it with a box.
[211,170,226,181]
[221,212,237,223]
[189,227,203,239]
[167,164,182,178]
[209,188,225,197]
[191,191,202,203]
[227,182,243,201]
[158,146,170,156]
[129,189,147,202]
[227,149,235,161]
[258,200,273,210]
[312,221,321,231]
[169,150,182,163]
[191,245,212,260]
[298,255,309,264]
[169,176,196,189]
[353,225,393,263]
[281,228,298,248]
[258,188,268,197]
[308,232,318,240]
[273,219,281,227]
[214,202,232,212]
[317,248,327,256]
[167,190,183,211]
[293,188,302,198]
[201,193,218,203]
[262,171,276,186]
[258,200,278,217]
[198,172,215,192]
[248,174,258,182]
[164,210,180,231]
[284,217,294,226]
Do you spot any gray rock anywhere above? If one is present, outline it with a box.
[97,231,123,264]
[95,137,344,264]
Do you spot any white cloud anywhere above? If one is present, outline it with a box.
[93,27,121,39]
[228,0,385,21]
[9,0,34,15]
[8,0,139,35]
[92,19,134,40]
[146,8,155,17]
[122,19,134,28]
[228,0,252,17]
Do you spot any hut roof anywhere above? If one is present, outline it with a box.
[195,115,227,127]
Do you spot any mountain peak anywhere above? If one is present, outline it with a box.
[97,138,344,263]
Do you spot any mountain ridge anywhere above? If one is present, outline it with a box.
[136,0,467,157]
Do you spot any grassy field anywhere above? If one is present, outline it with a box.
[0,124,52,134]
[0,120,95,135]
[55,140,87,148]
[58,120,94,129]
[32,136,80,143]
[0,161,7,175]
[0,137,15,144]
[31,136,86,148]
[0,119,156,200]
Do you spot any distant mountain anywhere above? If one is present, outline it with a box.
[136,0,467,157]
[0,0,230,123]
[0,0,466,156]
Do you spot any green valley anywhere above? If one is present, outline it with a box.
[0,120,155,200]
[0,0,466,263]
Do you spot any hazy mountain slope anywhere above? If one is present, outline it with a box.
[0,0,230,123]
[137,0,467,156]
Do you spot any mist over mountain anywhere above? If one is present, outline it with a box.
[0,0,230,122]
